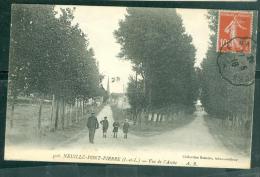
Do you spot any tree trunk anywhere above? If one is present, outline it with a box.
[82,100,84,119]
[134,71,138,123]
[145,110,149,124]
[139,112,142,127]
[135,110,138,124]
[54,99,60,130]
[75,99,78,123]
[38,98,43,130]
[233,115,236,129]
[132,112,137,125]
[166,112,170,122]
[78,99,81,121]
[151,112,154,122]
[66,104,68,124]
[10,94,16,128]
[50,94,55,126]
[138,111,143,127]
[61,98,65,130]
[69,104,73,126]
[156,113,160,122]
[66,104,70,127]
[159,114,163,122]
[81,100,84,120]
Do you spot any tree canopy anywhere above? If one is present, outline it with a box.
[9,5,102,104]
[200,10,256,119]
[114,8,198,113]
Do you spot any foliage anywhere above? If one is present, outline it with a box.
[200,10,256,119]
[9,5,102,104]
[114,8,198,112]
[126,75,145,112]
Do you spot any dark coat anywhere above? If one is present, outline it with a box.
[113,122,120,132]
[87,116,99,129]
[123,122,130,133]
[100,120,109,130]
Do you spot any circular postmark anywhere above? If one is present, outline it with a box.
[217,37,256,86]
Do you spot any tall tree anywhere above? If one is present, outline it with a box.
[8,5,102,130]
[9,4,58,128]
[201,10,256,122]
[114,8,198,117]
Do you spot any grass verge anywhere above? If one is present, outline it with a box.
[204,115,251,156]
[5,103,106,147]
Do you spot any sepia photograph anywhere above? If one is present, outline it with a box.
[4,4,257,168]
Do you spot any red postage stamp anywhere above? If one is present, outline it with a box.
[217,11,253,54]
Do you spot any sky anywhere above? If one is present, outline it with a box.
[56,6,210,93]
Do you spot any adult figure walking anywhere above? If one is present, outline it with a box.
[100,116,109,138]
[87,112,99,144]
[123,119,130,139]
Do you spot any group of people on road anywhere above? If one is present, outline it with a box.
[87,112,130,144]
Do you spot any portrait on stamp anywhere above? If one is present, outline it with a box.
[4,5,257,169]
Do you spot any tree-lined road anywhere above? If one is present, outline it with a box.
[56,105,245,160]
[5,6,252,168]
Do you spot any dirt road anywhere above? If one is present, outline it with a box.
[6,104,248,168]
[57,105,245,160]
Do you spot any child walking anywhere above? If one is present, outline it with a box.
[100,116,109,138]
[123,119,130,139]
[113,121,120,138]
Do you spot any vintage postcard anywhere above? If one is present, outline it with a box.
[4,4,257,169]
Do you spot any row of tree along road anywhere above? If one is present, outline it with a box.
[114,8,256,137]
[8,5,108,132]
[114,8,198,125]
[7,6,256,139]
